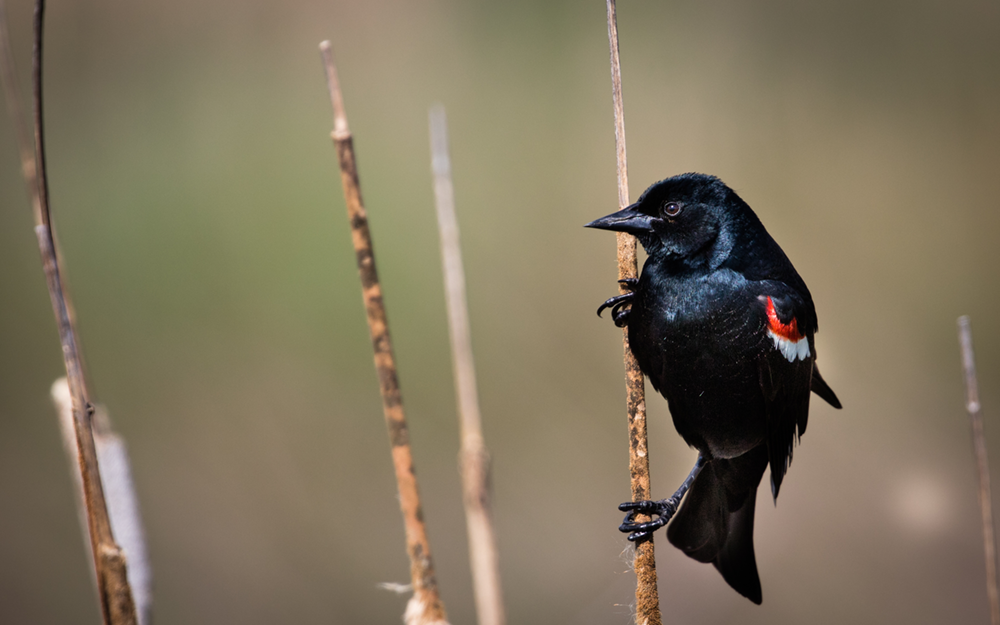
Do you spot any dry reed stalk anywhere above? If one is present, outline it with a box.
[958,316,1000,625]
[319,40,449,625]
[0,2,139,623]
[52,380,152,625]
[605,2,663,623]
[428,105,506,625]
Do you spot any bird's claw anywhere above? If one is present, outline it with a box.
[618,497,680,542]
[597,294,634,327]
[597,279,638,327]
[611,306,631,327]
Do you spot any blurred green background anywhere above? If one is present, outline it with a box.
[1,0,999,623]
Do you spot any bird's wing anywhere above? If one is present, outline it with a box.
[755,283,816,500]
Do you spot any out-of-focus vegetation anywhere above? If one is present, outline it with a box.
[1,0,998,623]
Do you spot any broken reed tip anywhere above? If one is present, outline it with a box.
[958,315,981,415]
[428,105,451,177]
[318,39,349,138]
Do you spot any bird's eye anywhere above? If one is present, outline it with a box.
[662,202,682,218]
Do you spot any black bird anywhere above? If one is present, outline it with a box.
[586,173,840,604]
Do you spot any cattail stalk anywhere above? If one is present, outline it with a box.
[958,316,1000,625]
[429,105,506,625]
[0,2,139,623]
[320,40,449,625]
[605,1,663,623]
[52,380,152,625]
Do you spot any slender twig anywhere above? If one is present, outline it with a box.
[0,3,139,624]
[319,40,449,625]
[958,316,1000,625]
[429,105,506,625]
[605,2,663,623]
[52,379,153,625]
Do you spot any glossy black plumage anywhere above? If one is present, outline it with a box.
[587,173,841,604]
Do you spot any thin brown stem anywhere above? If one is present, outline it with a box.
[52,380,153,625]
[30,0,49,226]
[319,40,449,625]
[1,3,138,624]
[958,316,1000,625]
[605,2,662,623]
[429,105,506,625]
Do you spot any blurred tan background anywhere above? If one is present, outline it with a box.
[1,0,999,623]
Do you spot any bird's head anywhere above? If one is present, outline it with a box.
[586,173,750,270]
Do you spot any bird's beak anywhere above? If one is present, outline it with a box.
[584,203,654,235]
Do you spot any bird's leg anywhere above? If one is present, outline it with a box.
[618,454,706,542]
[597,279,639,328]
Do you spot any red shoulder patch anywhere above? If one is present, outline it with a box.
[765,296,805,341]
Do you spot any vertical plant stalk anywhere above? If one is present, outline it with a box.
[605,2,662,624]
[319,41,449,625]
[0,2,138,624]
[958,316,1000,625]
[52,380,153,625]
[429,105,506,625]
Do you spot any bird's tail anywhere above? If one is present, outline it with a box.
[667,446,769,604]
[810,364,842,409]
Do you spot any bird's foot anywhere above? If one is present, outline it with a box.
[597,280,638,328]
[596,293,633,327]
[617,454,706,542]
[618,496,682,542]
